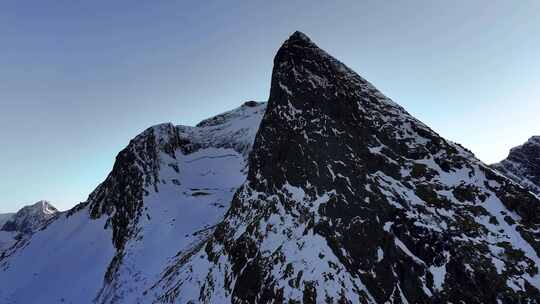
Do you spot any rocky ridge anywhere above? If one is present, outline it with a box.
[493,136,540,196]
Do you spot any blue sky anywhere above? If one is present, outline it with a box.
[1,1,539,212]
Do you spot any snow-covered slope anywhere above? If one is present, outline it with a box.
[148,32,540,303]
[0,230,15,252]
[0,209,114,304]
[493,136,540,196]
[0,102,266,304]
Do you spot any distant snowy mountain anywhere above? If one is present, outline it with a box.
[1,32,540,303]
[0,201,58,254]
[1,200,58,233]
[493,136,540,196]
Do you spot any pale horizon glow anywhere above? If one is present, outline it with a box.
[1,1,539,213]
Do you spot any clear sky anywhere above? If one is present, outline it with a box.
[1,1,539,212]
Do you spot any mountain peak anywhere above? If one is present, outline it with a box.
[493,135,540,195]
[271,30,387,114]
[17,200,58,216]
[507,135,540,160]
[509,135,540,154]
[284,30,315,46]
[528,135,540,145]
[1,200,58,233]
[31,200,58,215]
[257,32,405,190]
[272,31,322,69]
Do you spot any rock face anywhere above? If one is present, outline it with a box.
[1,200,58,233]
[1,32,540,304]
[493,136,540,196]
[150,32,540,303]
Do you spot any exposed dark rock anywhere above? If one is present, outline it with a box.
[493,136,540,196]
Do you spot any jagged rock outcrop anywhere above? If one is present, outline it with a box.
[493,136,540,196]
[1,200,58,234]
[150,31,540,303]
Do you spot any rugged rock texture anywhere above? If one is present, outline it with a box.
[150,32,540,303]
[493,136,540,196]
[1,200,58,234]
